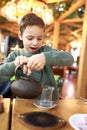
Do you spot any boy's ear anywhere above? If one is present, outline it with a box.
[18,31,22,40]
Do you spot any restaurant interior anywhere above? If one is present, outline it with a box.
[0,0,86,99]
[0,0,87,130]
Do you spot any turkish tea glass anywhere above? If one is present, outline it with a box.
[39,85,54,107]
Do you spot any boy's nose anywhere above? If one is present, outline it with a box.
[33,39,38,45]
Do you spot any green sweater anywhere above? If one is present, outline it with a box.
[0,45,74,100]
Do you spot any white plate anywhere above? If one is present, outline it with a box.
[33,100,57,110]
[69,114,87,130]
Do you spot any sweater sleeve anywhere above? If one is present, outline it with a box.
[42,46,74,67]
[0,51,18,82]
[0,62,15,82]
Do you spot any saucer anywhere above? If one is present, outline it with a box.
[17,111,66,129]
[33,100,57,110]
[69,114,87,130]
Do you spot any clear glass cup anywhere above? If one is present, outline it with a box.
[39,85,54,107]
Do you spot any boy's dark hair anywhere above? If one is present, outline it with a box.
[19,13,45,34]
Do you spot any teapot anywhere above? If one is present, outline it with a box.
[11,64,42,99]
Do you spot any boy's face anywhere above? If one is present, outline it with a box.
[18,25,44,53]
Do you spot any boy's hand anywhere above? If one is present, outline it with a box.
[14,53,46,74]
[27,53,46,74]
[14,56,28,67]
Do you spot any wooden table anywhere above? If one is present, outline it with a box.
[11,98,87,130]
[0,98,11,130]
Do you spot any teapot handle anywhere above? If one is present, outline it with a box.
[15,64,43,82]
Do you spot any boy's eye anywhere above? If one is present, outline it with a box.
[27,36,43,41]
[38,38,43,40]
[38,36,43,40]
[27,37,33,40]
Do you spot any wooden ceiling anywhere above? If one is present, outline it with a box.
[0,0,85,50]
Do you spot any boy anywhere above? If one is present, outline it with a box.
[0,13,74,99]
